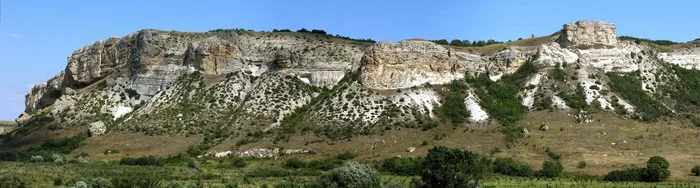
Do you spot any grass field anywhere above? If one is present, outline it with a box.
[3,110,700,187]
[2,160,700,188]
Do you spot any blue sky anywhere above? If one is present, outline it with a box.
[1,0,699,120]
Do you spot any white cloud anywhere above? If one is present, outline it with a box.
[8,33,23,39]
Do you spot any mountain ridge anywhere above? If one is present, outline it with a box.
[9,20,700,145]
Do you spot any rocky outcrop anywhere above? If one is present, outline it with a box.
[360,40,468,89]
[22,30,368,117]
[534,42,579,67]
[558,20,617,49]
[88,121,106,136]
[659,47,700,69]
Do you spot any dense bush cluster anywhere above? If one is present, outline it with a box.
[607,72,669,121]
[418,146,491,188]
[119,156,165,166]
[493,157,534,177]
[604,156,671,182]
[430,39,504,47]
[30,132,89,154]
[667,64,700,113]
[558,84,587,110]
[618,36,681,46]
[538,160,564,178]
[317,161,380,188]
[379,156,424,176]
[440,81,471,124]
[467,60,536,141]
[272,28,376,43]
[692,165,700,176]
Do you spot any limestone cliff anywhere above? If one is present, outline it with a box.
[16,20,700,141]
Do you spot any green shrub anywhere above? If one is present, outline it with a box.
[604,168,644,182]
[418,146,490,188]
[692,118,700,127]
[641,156,670,182]
[441,91,470,124]
[493,157,534,177]
[545,147,562,160]
[578,161,587,169]
[245,168,291,178]
[604,156,671,182]
[0,175,28,188]
[538,160,564,178]
[30,132,88,154]
[119,156,164,166]
[558,84,587,109]
[111,173,163,188]
[284,158,307,169]
[467,61,536,142]
[188,157,199,169]
[231,157,247,168]
[692,165,700,176]
[334,152,357,160]
[380,156,424,176]
[317,161,380,188]
[607,72,669,121]
[308,158,344,171]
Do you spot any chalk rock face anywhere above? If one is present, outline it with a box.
[66,37,125,86]
[658,46,700,70]
[24,71,66,113]
[360,40,465,89]
[558,20,617,49]
[534,42,579,67]
[184,37,240,75]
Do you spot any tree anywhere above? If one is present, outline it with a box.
[692,165,700,176]
[641,156,670,182]
[317,161,380,188]
[538,160,564,178]
[450,39,464,46]
[297,28,309,33]
[432,39,448,45]
[419,146,491,188]
[311,29,327,35]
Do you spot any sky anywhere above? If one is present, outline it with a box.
[0,0,699,120]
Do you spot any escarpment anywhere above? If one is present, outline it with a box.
[17,21,700,140]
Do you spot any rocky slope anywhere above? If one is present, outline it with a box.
[13,20,700,145]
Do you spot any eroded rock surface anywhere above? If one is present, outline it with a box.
[558,20,617,49]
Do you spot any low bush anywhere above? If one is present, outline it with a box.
[111,173,163,188]
[604,168,644,182]
[380,156,424,176]
[119,156,164,166]
[604,156,671,182]
[692,118,700,127]
[317,161,380,188]
[578,161,587,169]
[692,165,700,176]
[283,158,307,169]
[419,146,491,187]
[334,152,357,160]
[29,132,89,154]
[231,157,247,168]
[0,175,28,188]
[308,158,344,171]
[493,157,534,177]
[538,160,564,178]
[245,169,291,178]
